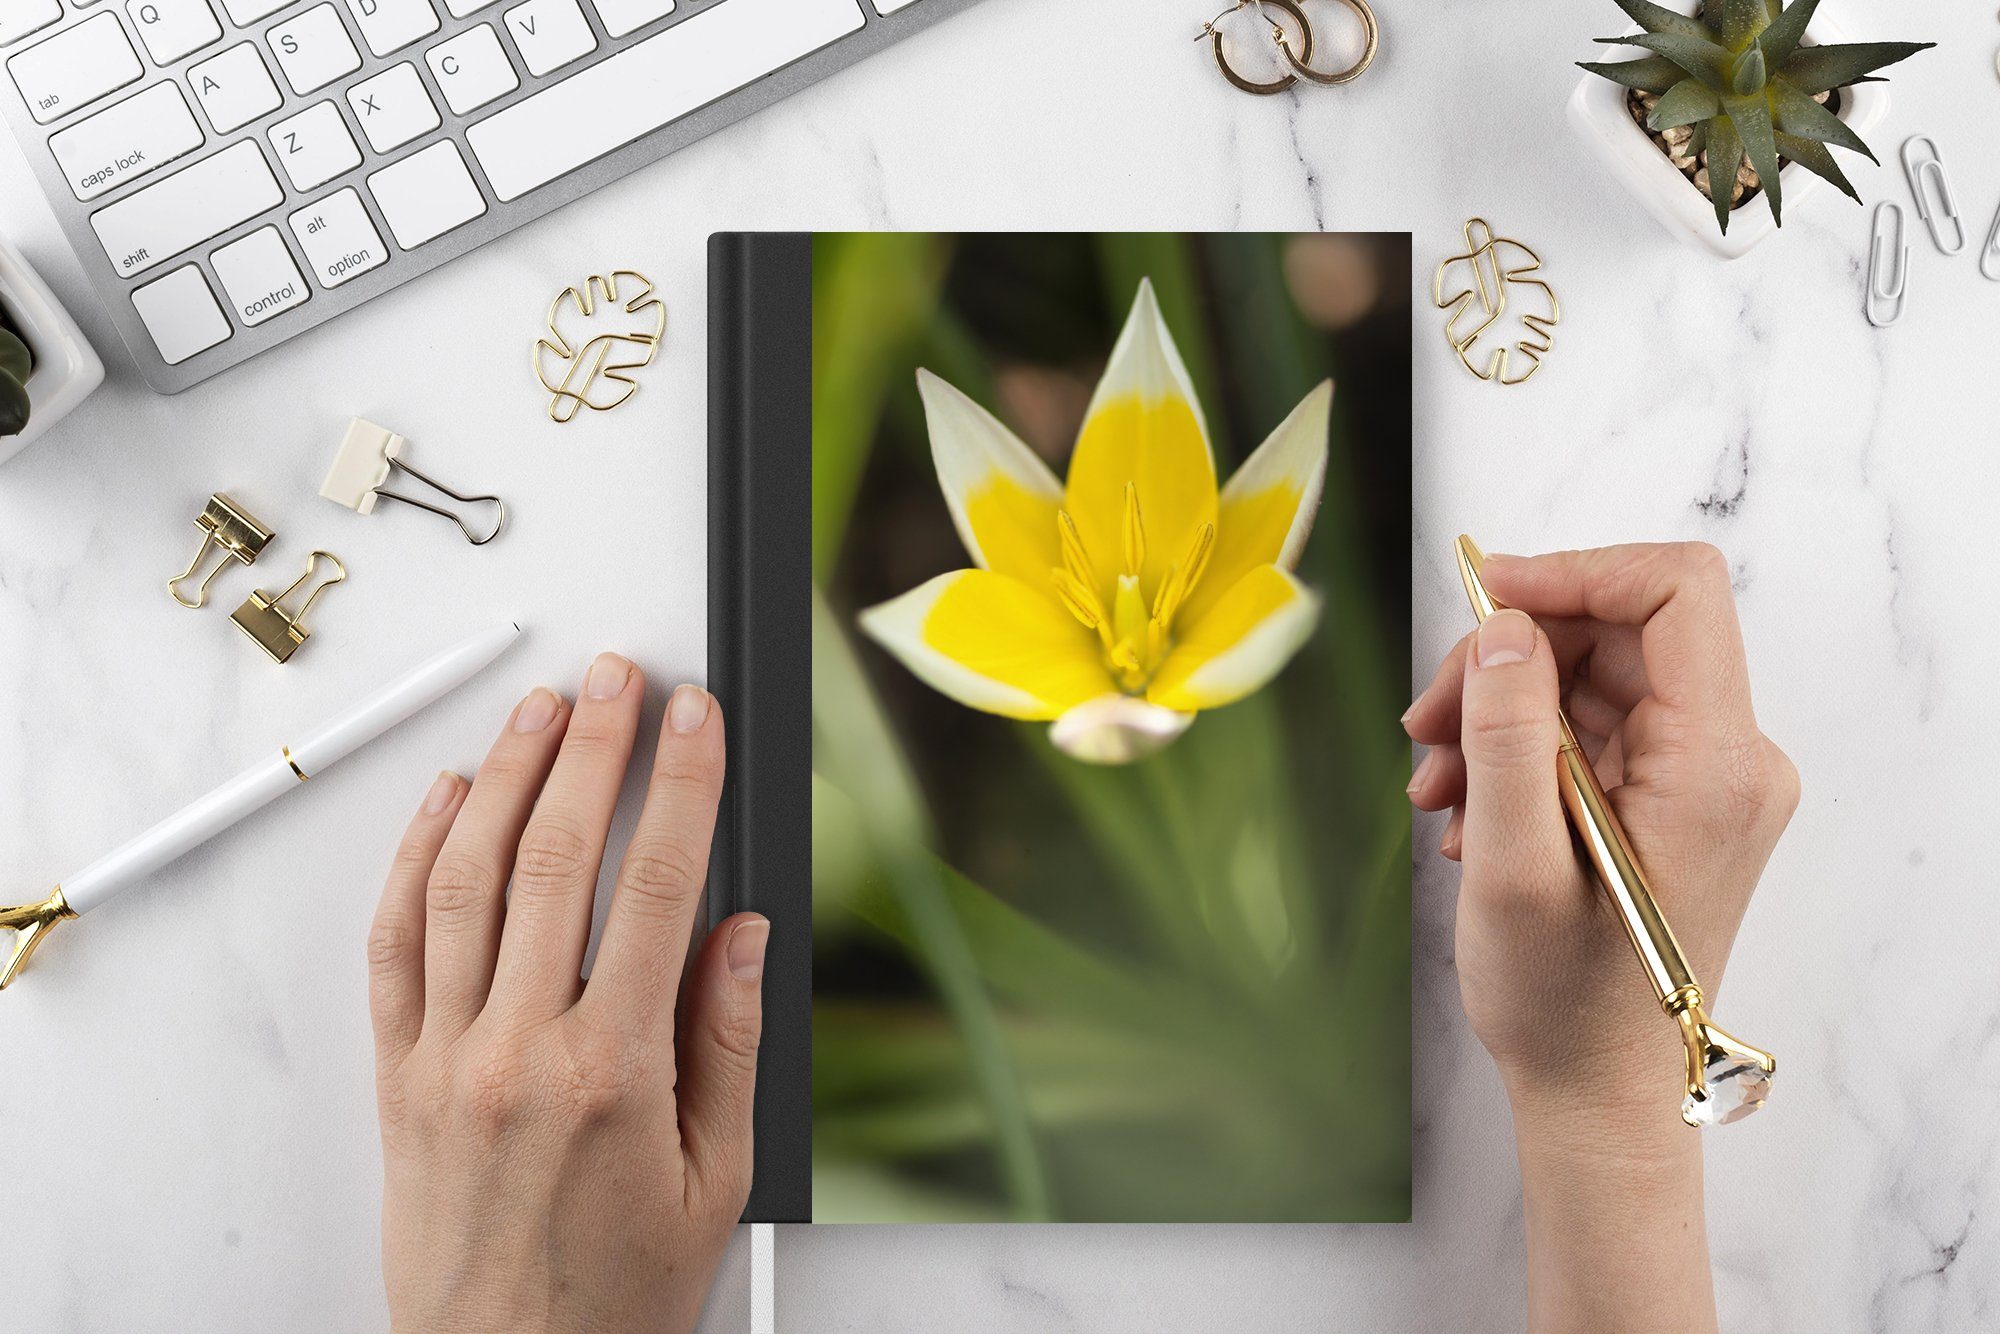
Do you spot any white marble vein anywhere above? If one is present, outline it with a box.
[2,0,1996,1329]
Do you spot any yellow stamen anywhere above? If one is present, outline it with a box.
[1051,567,1116,651]
[1121,482,1145,579]
[1056,510,1096,592]
[1151,522,1215,631]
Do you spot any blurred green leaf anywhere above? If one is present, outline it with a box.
[811,234,952,581]
[812,592,1052,1219]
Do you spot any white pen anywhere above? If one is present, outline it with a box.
[0,622,522,989]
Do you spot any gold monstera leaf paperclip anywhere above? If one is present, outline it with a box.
[1433,219,1560,386]
[534,270,666,423]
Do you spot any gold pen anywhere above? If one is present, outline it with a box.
[1455,535,1775,1127]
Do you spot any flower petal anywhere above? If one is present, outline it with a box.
[858,571,1112,721]
[1064,280,1218,599]
[1177,380,1331,631]
[1146,565,1320,713]
[1049,694,1194,765]
[918,369,1064,582]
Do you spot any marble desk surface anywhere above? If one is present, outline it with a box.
[3,0,1995,1329]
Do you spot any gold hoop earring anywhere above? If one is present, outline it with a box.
[1282,0,1377,85]
[1199,0,1314,96]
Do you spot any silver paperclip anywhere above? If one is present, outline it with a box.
[1981,198,2000,282]
[320,418,505,545]
[1866,202,1908,329]
[1899,136,1965,255]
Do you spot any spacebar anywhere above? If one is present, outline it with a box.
[467,0,865,202]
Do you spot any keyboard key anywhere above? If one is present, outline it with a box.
[218,0,293,22]
[367,139,483,248]
[130,263,230,363]
[49,79,203,200]
[268,3,358,93]
[341,0,435,57]
[267,98,358,188]
[346,61,435,151]
[288,185,385,285]
[0,0,61,50]
[90,138,281,275]
[211,224,307,325]
[188,41,280,131]
[127,0,222,64]
[502,0,591,77]
[8,13,144,124]
[468,0,862,202]
[586,0,668,40]
[440,0,496,18]
[871,0,918,11]
[425,23,513,115]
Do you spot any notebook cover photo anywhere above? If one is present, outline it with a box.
[713,231,1412,1223]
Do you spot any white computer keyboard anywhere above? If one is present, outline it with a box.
[2,0,961,390]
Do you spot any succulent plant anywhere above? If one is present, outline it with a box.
[0,324,30,439]
[1580,0,1931,233]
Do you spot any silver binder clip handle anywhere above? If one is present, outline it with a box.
[321,418,506,545]
[1866,202,1909,330]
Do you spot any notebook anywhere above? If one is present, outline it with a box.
[710,231,1413,1223]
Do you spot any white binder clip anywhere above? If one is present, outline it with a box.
[320,418,505,545]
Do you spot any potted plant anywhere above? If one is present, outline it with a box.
[1567,0,1932,259]
[0,234,104,466]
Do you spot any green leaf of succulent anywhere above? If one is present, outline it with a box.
[1649,78,1722,130]
[1730,45,1768,96]
[1704,116,1745,234]
[0,370,29,438]
[1727,95,1784,225]
[1709,0,1772,50]
[1755,0,1817,66]
[1768,80,1874,160]
[1610,0,1710,39]
[1577,55,1688,94]
[1779,41,1934,95]
[0,326,31,388]
[1605,32,1733,89]
[1773,131,1860,203]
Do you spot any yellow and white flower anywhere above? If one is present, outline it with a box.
[859,281,1331,764]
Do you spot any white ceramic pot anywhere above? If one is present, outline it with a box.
[0,235,104,466]
[1566,9,1888,260]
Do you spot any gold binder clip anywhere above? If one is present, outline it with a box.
[232,550,347,663]
[168,493,275,609]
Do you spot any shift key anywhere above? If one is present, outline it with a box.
[50,83,205,202]
[91,141,281,277]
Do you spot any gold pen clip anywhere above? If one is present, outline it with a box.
[1454,534,1775,1126]
[232,550,347,664]
[167,493,275,609]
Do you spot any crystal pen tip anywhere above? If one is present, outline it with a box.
[0,887,73,991]
[1675,1002,1777,1128]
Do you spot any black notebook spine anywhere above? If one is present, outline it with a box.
[707,232,812,1224]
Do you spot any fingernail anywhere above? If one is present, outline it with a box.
[1400,703,1416,727]
[1476,609,1536,668]
[515,688,560,732]
[669,684,711,733]
[586,652,632,700]
[421,771,458,815]
[727,918,770,980]
[1441,825,1462,859]
[1407,750,1434,796]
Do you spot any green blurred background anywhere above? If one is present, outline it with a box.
[811,233,1413,1223]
